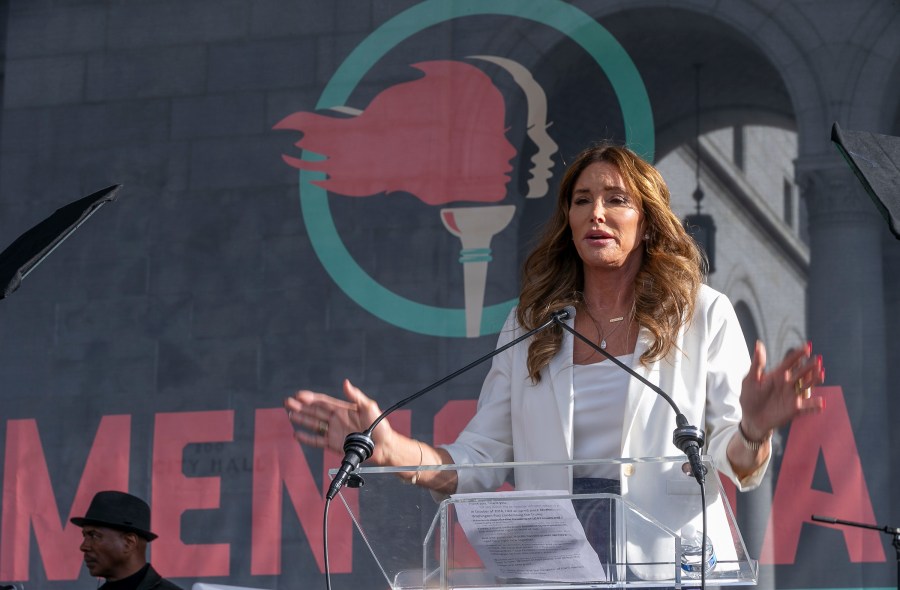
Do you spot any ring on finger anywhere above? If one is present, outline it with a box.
[794,379,811,399]
[317,419,329,436]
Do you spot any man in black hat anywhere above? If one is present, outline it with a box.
[71,490,183,589]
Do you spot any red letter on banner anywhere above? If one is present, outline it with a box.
[251,408,410,575]
[761,386,884,563]
[152,411,233,577]
[0,415,130,581]
[434,400,476,446]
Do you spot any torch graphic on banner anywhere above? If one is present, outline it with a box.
[441,205,516,337]
[275,58,556,337]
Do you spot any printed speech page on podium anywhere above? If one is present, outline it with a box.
[452,490,606,583]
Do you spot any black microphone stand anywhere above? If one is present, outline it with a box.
[553,318,707,484]
[324,309,712,590]
[812,514,900,590]
[554,317,710,590]
[326,309,570,500]
[320,310,568,590]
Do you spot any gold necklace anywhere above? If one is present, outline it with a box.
[581,297,634,350]
[601,316,627,349]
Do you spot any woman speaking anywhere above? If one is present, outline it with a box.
[284,142,825,497]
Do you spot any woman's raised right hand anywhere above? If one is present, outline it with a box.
[284,379,397,465]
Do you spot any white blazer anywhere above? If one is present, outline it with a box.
[444,285,768,495]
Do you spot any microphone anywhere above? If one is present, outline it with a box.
[673,414,707,485]
[326,309,570,500]
[553,317,707,485]
[326,432,375,501]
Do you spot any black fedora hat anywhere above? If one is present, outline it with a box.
[70,491,157,541]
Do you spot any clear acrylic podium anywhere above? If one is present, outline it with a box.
[331,456,757,589]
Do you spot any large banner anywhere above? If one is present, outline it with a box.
[0,1,894,588]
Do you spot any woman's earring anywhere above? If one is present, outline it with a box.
[644,233,650,240]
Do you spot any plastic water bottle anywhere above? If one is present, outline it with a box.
[680,526,716,579]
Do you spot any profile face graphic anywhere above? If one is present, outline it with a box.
[275,0,653,338]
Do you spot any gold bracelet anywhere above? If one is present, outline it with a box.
[738,422,771,452]
[410,440,423,485]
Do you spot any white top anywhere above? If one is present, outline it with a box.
[573,354,633,478]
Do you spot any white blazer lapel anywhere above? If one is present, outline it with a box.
[548,306,576,459]
[621,326,660,457]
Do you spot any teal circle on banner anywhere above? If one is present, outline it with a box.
[299,0,654,338]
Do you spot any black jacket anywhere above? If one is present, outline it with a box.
[133,564,183,590]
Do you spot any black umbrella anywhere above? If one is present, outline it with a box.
[831,122,900,239]
[0,184,121,299]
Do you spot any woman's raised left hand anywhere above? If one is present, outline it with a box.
[739,340,826,442]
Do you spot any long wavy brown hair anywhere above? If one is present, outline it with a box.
[517,143,704,382]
